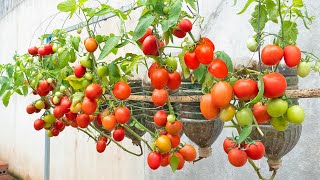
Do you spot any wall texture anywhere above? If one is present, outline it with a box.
[0,0,319,180]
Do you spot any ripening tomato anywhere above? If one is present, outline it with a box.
[170,152,185,170]
[244,142,265,160]
[161,153,169,167]
[138,27,153,43]
[184,51,200,70]
[26,105,36,114]
[195,44,214,65]
[96,140,107,153]
[165,120,182,136]
[167,71,181,90]
[148,62,160,78]
[223,138,237,154]
[70,120,78,128]
[74,64,86,78]
[261,44,284,66]
[208,59,228,78]
[82,97,97,115]
[76,114,90,128]
[173,26,187,38]
[219,105,236,122]
[113,82,131,100]
[148,152,162,170]
[200,94,220,120]
[44,44,53,55]
[156,135,172,153]
[85,83,102,100]
[47,79,56,91]
[199,37,215,51]
[150,68,169,89]
[179,144,197,162]
[115,107,131,124]
[253,103,270,124]
[34,119,45,131]
[211,81,233,108]
[263,72,287,98]
[28,46,38,56]
[102,115,117,130]
[84,38,98,53]
[284,45,301,68]
[178,19,192,32]
[142,35,162,56]
[154,110,168,127]
[228,148,248,167]
[233,79,258,101]
[53,106,64,119]
[167,134,180,148]
[152,89,168,107]
[113,127,125,142]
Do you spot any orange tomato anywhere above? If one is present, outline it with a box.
[211,81,233,108]
[102,115,117,130]
[200,94,220,120]
[179,144,197,162]
[156,135,172,153]
[165,120,182,136]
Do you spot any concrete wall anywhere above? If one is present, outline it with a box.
[0,0,319,180]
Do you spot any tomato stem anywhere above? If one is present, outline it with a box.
[131,116,156,137]
[188,32,197,43]
[121,124,153,151]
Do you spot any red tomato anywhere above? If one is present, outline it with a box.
[178,19,192,32]
[263,72,287,98]
[228,149,248,167]
[74,64,86,78]
[150,68,169,89]
[200,94,220,120]
[179,144,197,162]
[47,79,56,91]
[28,46,38,56]
[161,153,170,167]
[54,120,65,131]
[211,81,233,108]
[233,79,258,101]
[82,97,97,115]
[44,44,53,55]
[284,45,301,68]
[195,44,214,65]
[167,71,181,90]
[51,128,60,136]
[96,140,107,153]
[154,110,168,127]
[26,105,36,114]
[165,120,182,136]
[142,35,162,56]
[138,27,153,43]
[253,103,270,124]
[60,96,72,113]
[115,107,131,124]
[199,37,215,51]
[102,115,117,130]
[113,82,131,100]
[98,136,108,142]
[152,89,168,107]
[76,114,90,128]
[113,127,125,142]
[53,106,64,118]
[34,119,45,131]
[38,80,50,92]
[173,26,186,38]
[208,59,228,78]
[244,142,265,160]
[148,62,160,78]
[38,47,46,57]
[85,83,102,100]
[261,44,284,66]
[223,138,237,154]
[147,152,162,170]
[184,51,200,70]
[167,134,180,148]
[65,111,77,121]
[169,152,185,170]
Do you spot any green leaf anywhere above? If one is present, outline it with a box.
[58,50,70,68]
[137,0,146,6]
[79,0,87,6]
[215,51,233,73]
[154,2,165,15]
[98,36,121,60]
[108,62,121,78]
[246,74,264,105]
[14,88,23,95]
[238,125,252,144]
[0,83,9,97]
[249,5,268,32]
[6,64,14,78]
[266,0,278,23]
[277,21,298,46]
[161,0,182,32]
[185,0,197,10]
[201,73,214,92]
[133,13,155,41]
[22,85,28,96]
[13,71,24,86]
[95,5,113,16]
[71,36,81,51]
[65,75,85,90]
[169,154,179,172]
[293,0,303,7]
[57,0,77,17]
[178,47,191,79]
[72,92,84,107]
[238,0,255,14]
[2,91,12,107]
[193,64,206,82]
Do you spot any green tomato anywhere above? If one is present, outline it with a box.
[44,114,56,124]
[97,66,108,77]
[80,55,92,68]
[167,114,176,123]
[297,62,311,78]
[55,92,62,97]
[267,98,288,117]
[165,57,178,72]
[30,80,36,87]
[246,37,258,52]
[47,130,53,138]
[60,85,66,92]
[77,28,82,34]
[163,6,169,15]
[57,47,65,56]
[53,96,60,104]
[44,122,52,129]
[52,43,59,53]
[82,79,91,88]
[37,74,43,79]
[286,105,304,124]
[69,50,76,63]
[47,78,53,84]
[235,108,253,126]
[270,116,289,131]
[84,72,93,81]
[34,100,45,110]
[219,104,236,122]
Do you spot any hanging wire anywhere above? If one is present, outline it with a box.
[257,0,262,72]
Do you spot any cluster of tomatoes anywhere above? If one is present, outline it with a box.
[172,19,193,38]
[28,44,55,57]
[223,138,265,167]
[138,28,165,56]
